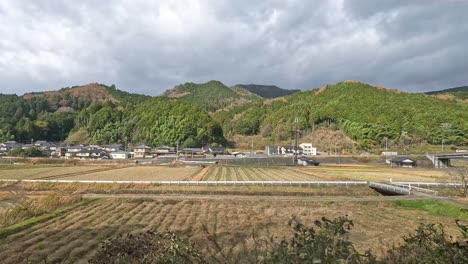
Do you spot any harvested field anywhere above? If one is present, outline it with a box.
[55,166,201,181]
[1,163,452,183]
[203,166,324,181]
[0,166,111,180]
[0,198,462,263]
[301,164,451,182]
[0,181,378,198]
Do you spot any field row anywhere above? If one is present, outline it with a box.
[202,166,324,181]
[0,198,460,263]
[0,164,453,183]
[301,165,451,182]
[0,165,200,181]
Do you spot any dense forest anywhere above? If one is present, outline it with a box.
[0,81,467,150]
[426,86,468,101]
[228,81,468,149]
[234,84,300,98]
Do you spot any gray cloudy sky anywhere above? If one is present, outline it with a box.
[1,0,467,95]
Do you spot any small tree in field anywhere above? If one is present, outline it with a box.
[448,167,468,197]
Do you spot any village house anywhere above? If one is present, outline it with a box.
[265,145,280,156]
[280,145,303,156]
[180,148,205,158]
[21,144,34,150]
[110,151,130,159]
[62,145,84,159]
[133,145,152,158]
[34,141,57,151]
[0,141,22,152]
[154,145,176,155]
[202,144,225,156]
[103,144,124,152]
[86,145,102,150]
[299,143,317,156]
[75,149,109,159]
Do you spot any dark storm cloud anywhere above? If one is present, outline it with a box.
[0,0,467,95]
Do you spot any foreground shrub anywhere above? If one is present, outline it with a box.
[381,221,468,264]
[89,230,206,264]
[262,216,374,264]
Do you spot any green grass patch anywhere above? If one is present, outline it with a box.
[0,198,98,240]
[393,199,468,220]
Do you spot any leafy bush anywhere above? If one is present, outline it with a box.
[10,147,46,157]
[262,216,374,264]
[381,221,468,263]
[89,230,206,264]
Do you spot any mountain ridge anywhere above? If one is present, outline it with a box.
[1,80,467,151]
[234,84,300,98]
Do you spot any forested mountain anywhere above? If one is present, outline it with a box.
[425,86,468,101]
[225,81,468,149]
[162,80,260,112]
[235,84,300,98]
[0,83,149,143]
[1,80,467,150]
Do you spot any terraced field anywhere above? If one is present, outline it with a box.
[0,198,461,263]
[202,166,325,181]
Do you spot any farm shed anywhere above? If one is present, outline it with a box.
[390,157,416,168]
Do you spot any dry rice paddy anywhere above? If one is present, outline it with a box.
[300,164,451,182]
[0,198,461,263]
[55,166,201,181]
[0,163,452,183]
[0,166,110,180]
[203,166,324,181]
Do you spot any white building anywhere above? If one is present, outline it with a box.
[110,152,129,159]
[299,143,317,156]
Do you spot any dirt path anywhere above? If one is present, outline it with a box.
[36,165,129,180]
[82,193,440,202]
[188,166,210,181]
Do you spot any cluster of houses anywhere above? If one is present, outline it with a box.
[0,140,226,160]
[265,143,317,156]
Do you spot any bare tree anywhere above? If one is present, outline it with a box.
[448,167,468,197]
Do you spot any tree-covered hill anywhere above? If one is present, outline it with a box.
[425,86,468,101]
[0,83,149,143]
[162,80,260,112]
[71,97,225,147]
[234,84,300,98]
[23,83,149,110]
[228,81,468,149]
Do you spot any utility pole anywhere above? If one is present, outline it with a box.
[294,117,299,166]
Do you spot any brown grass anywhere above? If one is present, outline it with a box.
[11,182,377,197]
[0,198,461,263]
